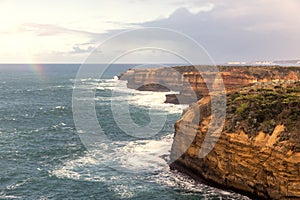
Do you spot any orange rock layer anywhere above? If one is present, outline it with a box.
[121,65,300,199]
[120,66,300,97]
[170,96,300,200]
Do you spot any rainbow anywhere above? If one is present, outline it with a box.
[28,64,46,81]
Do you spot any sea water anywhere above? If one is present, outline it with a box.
[0,64,249,199]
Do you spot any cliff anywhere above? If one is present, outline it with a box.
[120,65,300,198]
[120,66,300,104]
[170,82,300,199]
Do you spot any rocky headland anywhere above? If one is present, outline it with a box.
[120,65,300,199]
[120,65,300,104]
[170,81,300,199]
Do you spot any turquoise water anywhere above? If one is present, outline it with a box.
[0,64,249,199]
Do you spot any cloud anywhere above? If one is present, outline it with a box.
[128,0,300,62]
[71,44,95,54]
[171,1,215,14]
[2,0,299,63]
[21,23,99,37]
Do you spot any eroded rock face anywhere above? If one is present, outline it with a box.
[170,83,300,200]
[120,66,300,198]
[120,66,300,104]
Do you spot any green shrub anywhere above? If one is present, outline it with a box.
[236,102,249,114]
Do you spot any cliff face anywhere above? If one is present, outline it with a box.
[170,82,300,200]
[119,67,185,91]
[120,66,300,104]
[120,65,300,198]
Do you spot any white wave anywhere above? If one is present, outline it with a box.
[73,79,120,91]
[55,106,65,110]
[50,135,174,198]
[123,91,187,114]
[54,85,64,88]
[109,80,188,114]
[119,135,173,172]
[28,127,46,134]
[0,195,21,199]
[51,135,173,179]
[50,134,250,199]
[6,178,31,190]
[75,78,187,114]
[152,168,250,199]
[78,78,95,82]
[70,78,117,84]
[95,86,106,90]
[51,123,67,129]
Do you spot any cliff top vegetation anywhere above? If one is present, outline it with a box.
[225,81,300,152]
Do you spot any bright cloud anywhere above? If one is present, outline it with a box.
[0,0,299,63]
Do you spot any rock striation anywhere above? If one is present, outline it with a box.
[120,66,300,104]
[120,65,300,199]
[170,82,300,200]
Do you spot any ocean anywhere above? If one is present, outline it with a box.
[0,64,249,199]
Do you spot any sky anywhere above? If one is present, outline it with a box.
[0,0,300,64]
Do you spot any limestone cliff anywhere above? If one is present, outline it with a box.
[120,66,300,104]
[120,65,300,198]
[170,82,300,200]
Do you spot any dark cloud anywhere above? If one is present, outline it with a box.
[129,1,300,63]
[21,1,299,63]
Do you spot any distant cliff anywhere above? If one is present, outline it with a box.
[120,65,300,199]
[120,66,300,104]
[170,82,300,200]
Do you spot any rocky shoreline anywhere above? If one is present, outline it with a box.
[169,161,261,200]
[120,65,300,200]
[120,65,300,104]
[170,84,300,199]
